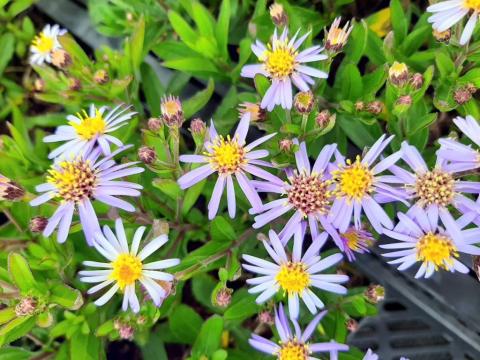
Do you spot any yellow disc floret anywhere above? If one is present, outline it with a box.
[464,0,480,12]
[416,232,459,270]
[47,160,97,202]
[207,136,246,174]
[32,32,55,54]
[277,340,309,360]
[262,42,297,79]
[70,109,107,140]
[276,262,310,294]
[414,169,455,208]
[110,253,143,290]
[334,156,374,201]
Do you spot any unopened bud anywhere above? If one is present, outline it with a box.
[466,83,477,94]
[68,77,81,91]
[93,69,109,85]
[396,95,412,106]
[147,117,162,132]
[269,3,288,27]
[355,101,365,112]
[51,49,72,68]
[315,110,335,129]
[294,91,315,114]
[0,175,24,201]
[279,139,293,152]
[34,78,45,92]
[410,73,424,90]
[325,17,353,52]
[473,256,480,281]
[161,95,184,127]
[215,288,233,308]
[365,284,385,304]
[15,297,37,316]
[389,62,409,87]
[239,102,266,122]
[190,118,206,135]
[258,310,274,325]
[29,216,48,233]
[367,101,384,115]
[138,146,156,165]
[114,320,135,340]
[433,29,451,43]
[346,318,359,332]
[454,87,472,105]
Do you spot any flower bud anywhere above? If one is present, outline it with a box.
[454,87,472,105]
[114,320,135,340]
[355,101,365,112]
[433,29,451,43]
[294,91,315,114]
[93,69,109,85]
[161,95,184,127]
[315,110,335,129]
[365,284,385,304]
[29,216,48,233]
[15,297,37,316]
[396,95,412,106]
[389,62,409,87]
[366,101,384,115]
[269,3,288,28]
[346,318,359,332]
[325,17,353,52]
[147,117,162,132]
[473,256,480,281]
[466,83,477,94]
[138,146,156,165]
[51,49,72,68]
[258,310,274,325]
[190,118,206,135]
[279,139,293,152]
[239,102,266,122]
[34,78,45,92]
[215,288,233,308]
[410,73,424,90]
[68,77,81,91]
[0,175,24,201]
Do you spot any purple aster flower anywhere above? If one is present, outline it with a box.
[177,114,276,219]
[251,140,344,247]
[242,224,348,319]
[241,28,328,111]
[30,145,144,244]
[339,227,374,262]
[328,135,406,234]
[381,207,480,278]
[44,104,136,160]
[387,141,480,224]
[249,303,348,359]
[437,115,480,172]
[79,218,179,312]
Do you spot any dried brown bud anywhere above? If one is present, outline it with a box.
[389,62,409,87]
[215,288,233,308]
[34,78,45,92]
[365,284,385,304]
[138,146,156,165]
[0,175,24,201]
[473,256,480,281]
[325,17,353,52]
[466,83,477,94]
[396,95,412,106]
[433,29,451,43]
[161,95,184,127]
[258,310,274,325]
[15,297,37,316]
[454,87,472,105]
[279,139,293,152]
[29,216,48,233]
[315,110,335,128]
[294,91,315,114]
[367,101,384,115]
[68,77,81,91]
[355,101,365,112]
[147,117,162,132]
[269,3,288,27]
[346,318,359,332]
[93,69,109,85]
[51,49,72,68]
[239,102,266,122]
[410,73,424,90]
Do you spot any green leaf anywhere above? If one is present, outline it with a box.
[169,305,203,344]
[459,68,480,87]
[390,0,408,44]
[0,33,15,76]
[216,0,231,59]
[168,10,198,48]
[0,347,33,360]
[140,63,166,117]
[210,216,236,243]
[129,17,146,71]
[183,78,215,118]
[182,179,206,215]
[338,114,381,149]
[69,332,102,360]
[400,25,431,56]
[49,283,83,310]
[152,178,182,200]
[0,316,36,347]
[343,20,367,64]
[191,2,216,38]
[435,51,455,78]
[96,320,114,337]
[224,295,259,321]
[0,308,15,325]
[254,74,270,96]
[191,315,224,358]
[339,64,363,101]
[8,253,37,293]
[407,113,437,135]
[59,35,91,66]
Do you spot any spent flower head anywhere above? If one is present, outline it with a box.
[325,17,353,52]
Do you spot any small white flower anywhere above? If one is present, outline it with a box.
[30,24,67,65]
[79,218,180,312]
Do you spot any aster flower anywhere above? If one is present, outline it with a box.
[161,95,184,127]
[427,0,480,45]
[328,135,406,234]
[387,141,480,224]
[249,303,348,359]
[43,104,136,160]
[177,114,276,219]
[381,207,480,278]
[0,174,24,201]
[324,17,354,52]
[30,146,144,244]
[79,218,179,312]
[243,225,348,319]
[30,24,67,65]
[339,227,374,262]
[241,28,328,111]
[251,140,345,248]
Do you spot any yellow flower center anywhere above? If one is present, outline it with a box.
[342,230,363,251]
[263,43,297,79]
[327,28,345,46]
[276,262,310,294]
[69,109,107,141]
[110,253,143,290]
[162,99,181,116]
[277,340,309,360]
[287,173,331,215]
[207,136,246,175]
[416,232,459,270]
[47,160,97,202]
[389,62,408,77]
[464,0,480,12]
[414,169,455,208]
[334,156,373,201]
[32,32,55,53]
